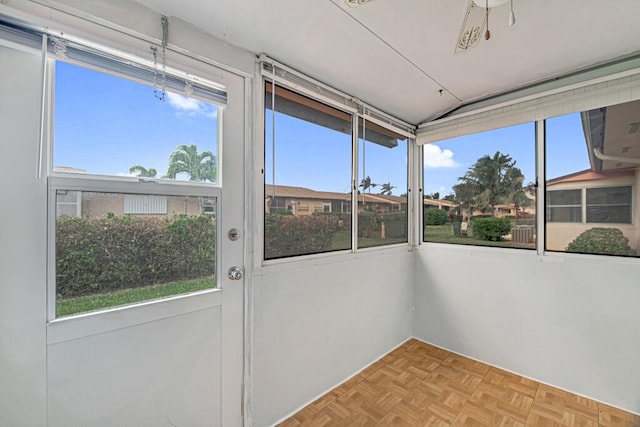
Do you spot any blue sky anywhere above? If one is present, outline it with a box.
[54,61,218,179]
[56,60,590,196]
[423,114,591,198]
[265,112,408,195]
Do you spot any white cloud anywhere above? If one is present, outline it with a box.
[167,92,218,118]
[423,144,458,168]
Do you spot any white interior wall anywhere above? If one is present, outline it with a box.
[252,249,413,426]
[413,244,640,413]
[0,43,47,427]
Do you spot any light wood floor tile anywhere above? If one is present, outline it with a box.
[599,404,640,426]
[278,340,640,426]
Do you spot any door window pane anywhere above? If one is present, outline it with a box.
[358,118,408,248]
[55,191,216,317]
[264,83,352,259]
[54,61,219,183]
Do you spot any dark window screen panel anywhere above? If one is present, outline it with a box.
[546,190,582,222]
[587,206,632,223]
[586,186,631,205]
[547,189,581,205]
[547,207,582,223]
[586,186,632,224]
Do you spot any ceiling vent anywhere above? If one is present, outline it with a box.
[628,122,640,134]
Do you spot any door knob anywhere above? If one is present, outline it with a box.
[227,266,243,281]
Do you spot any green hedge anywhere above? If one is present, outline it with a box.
[567,227,635,256]
[424,208,448,225]
[265,213,336,258]
[382,211,408,238]
[56,214,215,298]
[472,217,512,241]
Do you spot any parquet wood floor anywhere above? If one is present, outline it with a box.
[279,339,640,426]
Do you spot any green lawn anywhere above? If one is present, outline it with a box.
[57,276,215,317]
[424,224,535,249]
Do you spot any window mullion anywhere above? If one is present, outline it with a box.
[352,113,359,252]
[536,119,545,255]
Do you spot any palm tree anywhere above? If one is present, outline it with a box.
[504,167,530,219]
[453,179,478,220]
[129,165,158,178]
[359,176,377,193]
[461,151,515,216]
[379,182,395,196]
[359,175,377,204]
[164,144,216,182]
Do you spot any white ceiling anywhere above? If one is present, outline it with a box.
[133,0,640,125]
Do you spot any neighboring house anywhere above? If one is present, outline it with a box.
[56,191,213,218]
[423,198,457,212]
[53,168,214,217]
[546,101,640,252]
[265,184,407,215]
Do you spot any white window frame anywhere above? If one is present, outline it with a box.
[46,43,226,319]
[585,185,633,224]
[547,186,633,225]
[546,189,583,223]
[260,57,416,262]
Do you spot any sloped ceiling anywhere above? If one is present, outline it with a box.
[132,0,640,125]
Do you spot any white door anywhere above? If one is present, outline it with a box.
[0,27,245,426]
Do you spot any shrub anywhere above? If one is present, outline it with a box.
[358,210,380,238]
[265,213,336,258]
[472,217,511,241]
[382,211,407,238]
[566,227,635,256]
[424,208,448,226]
[56,214,215,298]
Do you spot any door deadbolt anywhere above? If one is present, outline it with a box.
[227,266,243,281]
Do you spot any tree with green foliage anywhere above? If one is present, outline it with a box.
[359,175,377,193]
[452,179,477,220]
[459,151,524,217]
[165,144,216,182]
[129,165,158,178]
[504,166,531,217]
[379,182,395,195]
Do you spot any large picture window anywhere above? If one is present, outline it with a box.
[545,100,638,257]
[423,123,536,249]
[51,56,222,317]
[263,80,411,259]
[264,83,352,259]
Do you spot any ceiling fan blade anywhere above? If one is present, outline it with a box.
[455,0,487,53]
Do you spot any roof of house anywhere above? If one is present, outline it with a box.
[423,198,458,208]
[265,184,350,201]
[264,184,409,205]
[546,168,635,186]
